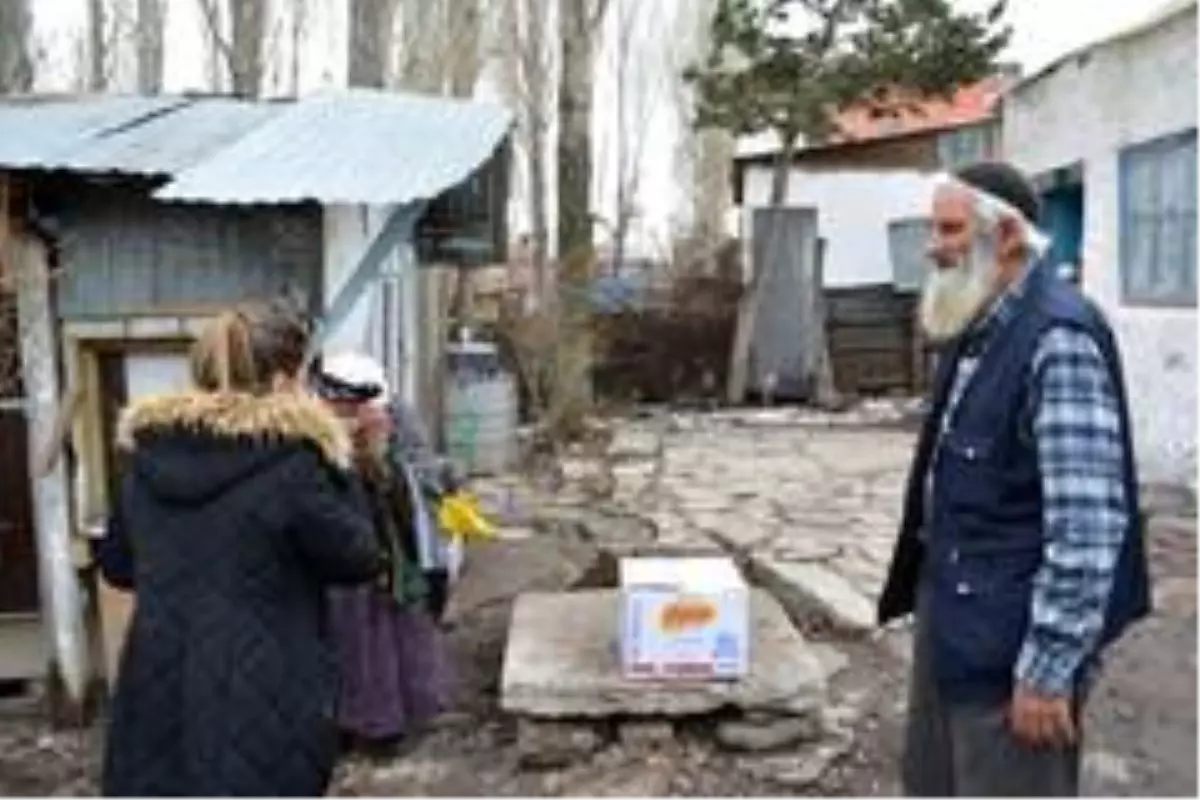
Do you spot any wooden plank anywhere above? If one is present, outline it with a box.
[13,230,91,703]
[824,283,921,396]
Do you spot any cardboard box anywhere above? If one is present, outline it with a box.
[618,557,749,680]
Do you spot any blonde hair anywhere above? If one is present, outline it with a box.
[191,302,311,394]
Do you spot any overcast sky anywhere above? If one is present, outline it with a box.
[27,0,1182,255]
[29,0,1176,82]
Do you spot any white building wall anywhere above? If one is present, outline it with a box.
[740,166,933,287]
[322,204,422,409]
[1003,5,1198,489]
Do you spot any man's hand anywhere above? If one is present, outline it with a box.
[1008,685,1076,749]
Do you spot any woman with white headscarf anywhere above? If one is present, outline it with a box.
[311,352,452,755]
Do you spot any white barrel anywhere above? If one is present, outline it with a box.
[443,369,518,476]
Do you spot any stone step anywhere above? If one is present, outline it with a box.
[500,588,828,720]
[747,559,877,634]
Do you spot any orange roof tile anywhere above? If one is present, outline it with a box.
[817,76,1008,149]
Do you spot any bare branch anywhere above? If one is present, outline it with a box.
[587,0,614,35]
[196,0,237,76]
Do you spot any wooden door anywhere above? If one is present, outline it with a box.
[0,285,38,615]
[0,409,37,614]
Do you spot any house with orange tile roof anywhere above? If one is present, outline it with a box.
[733,74,1013,292]
[730,74,1012,398]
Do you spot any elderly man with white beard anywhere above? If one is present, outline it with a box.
[877,161,1151,797]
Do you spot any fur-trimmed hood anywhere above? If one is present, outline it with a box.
[119,391,352,468]
[117,392,352,507]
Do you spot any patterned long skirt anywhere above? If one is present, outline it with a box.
[326,585,451,742]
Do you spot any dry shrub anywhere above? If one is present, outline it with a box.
[592,273,742,405]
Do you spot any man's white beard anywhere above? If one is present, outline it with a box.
[919,239,998,342]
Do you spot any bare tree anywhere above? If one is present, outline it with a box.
[386,0,483,96]
[136,0,165,94]
[393,0,440,91]
[444,0,482,97]
[601,0,670,276]
[606,0,638,274]
[348,0,398,88]
[494,0,554,307]
[552,0,612,438]
[289,0,308,94]
[198,0,268,97]
[82,0,146,93]
[556,0,610,260]
[0,1,32,93]
[679,0,733,265]
[85,0,107,91]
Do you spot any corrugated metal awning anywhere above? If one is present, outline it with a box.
[0,95,282,178]
[56,97,283,177]
[155,89,513,206]
[0,94,187,173]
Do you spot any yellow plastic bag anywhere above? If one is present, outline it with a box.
[437,491,497,543]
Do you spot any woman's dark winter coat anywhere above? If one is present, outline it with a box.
[95,391,383,797]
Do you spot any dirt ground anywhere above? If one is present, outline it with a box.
[0,506,1194,797]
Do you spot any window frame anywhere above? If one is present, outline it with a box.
[1118,128,1198,308]
[888,215,933,294]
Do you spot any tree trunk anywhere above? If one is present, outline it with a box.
[810,237,840,407]
[726,138,793,403]
[289,0,307,94]
[611,0,629,277]
[445,0,481,97]
[0,4,31,91]
[692,128,734,258]
[85,0,106,92]
[136,0,165,94]
[230,0,266,97]
[672,0,730,269]
[552,0,601,438]
[556,0,594,261]
[523,0,551,308]
[528,111,550,308]
[349,0,397,88]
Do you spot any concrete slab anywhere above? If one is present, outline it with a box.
[750,559,877,633]
[500,589,826,719]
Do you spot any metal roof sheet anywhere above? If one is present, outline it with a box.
[57,97,283,176]
[0,94,283,177]
[0,94,186,171]
[154,88,513,206]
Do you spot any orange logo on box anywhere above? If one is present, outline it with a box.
[658,598,717,633]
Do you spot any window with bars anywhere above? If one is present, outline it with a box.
[1119,129,1198,307]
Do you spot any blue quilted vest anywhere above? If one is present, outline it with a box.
[891,262,1151,699]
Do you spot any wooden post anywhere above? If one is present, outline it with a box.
[11,229,91,714]
[811,236,840,408]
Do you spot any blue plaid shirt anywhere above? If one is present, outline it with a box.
[935,264,1129,697]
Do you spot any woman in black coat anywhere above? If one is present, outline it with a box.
[94,304,384,797]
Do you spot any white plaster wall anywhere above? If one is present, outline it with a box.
[1003,6,1198,489]
[740,166,934,287]
[322,204,421,408]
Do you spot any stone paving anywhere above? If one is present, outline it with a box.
[2,403,1190,796]
[597,408,918,633]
